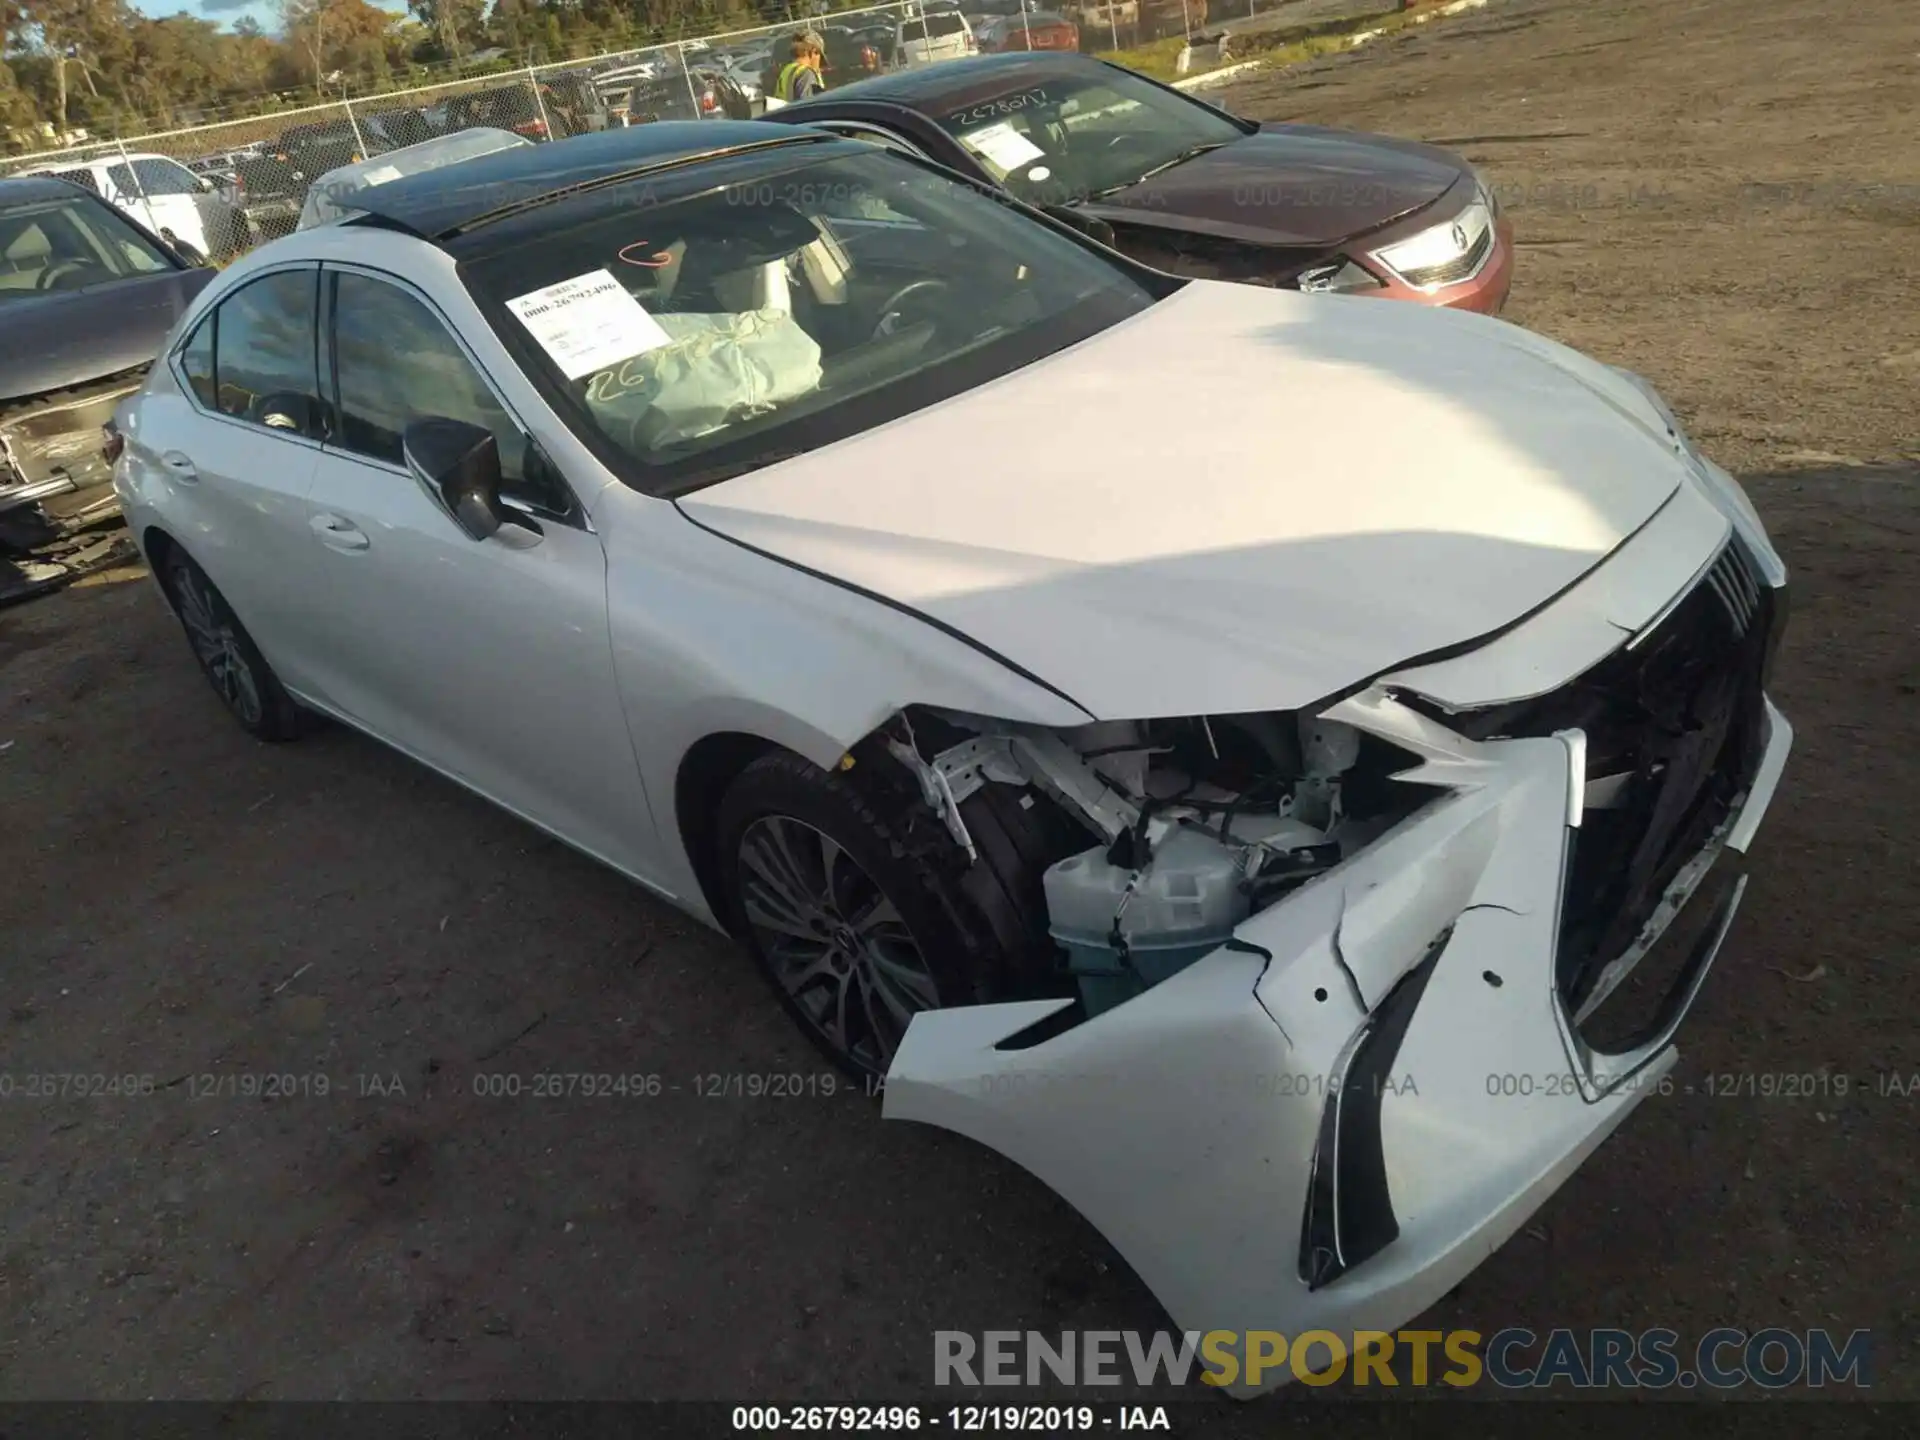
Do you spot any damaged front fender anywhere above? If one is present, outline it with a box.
[882,693,1784,1396]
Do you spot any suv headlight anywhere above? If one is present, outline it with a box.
[1372,192,1495,289]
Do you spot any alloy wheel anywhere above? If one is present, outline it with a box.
[736,814,939,1073]
[172,565,263,726]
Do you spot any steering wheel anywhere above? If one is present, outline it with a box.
[871,278,951,341]
[36,258,104,290]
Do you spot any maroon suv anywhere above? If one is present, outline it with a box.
[768,52,1514,314]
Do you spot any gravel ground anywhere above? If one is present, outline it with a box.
[2,0,1915,1415]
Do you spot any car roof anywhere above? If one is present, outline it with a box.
[0,174,102,205]
[781,51,1095,110]
[341,121,838,240]
[19,157,106,175]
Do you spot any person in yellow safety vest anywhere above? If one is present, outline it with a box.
[774,31,827,103]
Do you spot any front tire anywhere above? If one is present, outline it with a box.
[160,550,309,742]
[716,752,1001,1080]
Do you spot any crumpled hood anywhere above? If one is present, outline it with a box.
[1085,123,1464,248]
[678,281,1690,719]
[0,268,214,406]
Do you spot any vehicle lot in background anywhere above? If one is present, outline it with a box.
[2,0,1916,1408]
[16,152,249,262]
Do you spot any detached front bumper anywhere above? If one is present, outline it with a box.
[884,575,1790,1398]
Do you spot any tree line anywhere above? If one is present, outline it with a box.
[2,0,842,147]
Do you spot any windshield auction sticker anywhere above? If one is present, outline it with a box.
[506,269,672,380]
[962,120,1047,175]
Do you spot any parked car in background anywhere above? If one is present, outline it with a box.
[895,10,978,66]
[598,62,745,124]
[820,24,887,80]
[19,151,251,263]
[978,11,1081,51]
[1069,0,1140,38]
[717,39,775,73]
[0,175,214,599]
[297,129,535,231]
[851,22,902,68]
[770,53,1515,312]
[1140,0,1204,36]
[433,85,557,143]
[357,106,439,152]
[271,120,365,187]
[698,54,768,112]
[533,73,615,137]
[184,151,257,208]
[111,122,1791,1399]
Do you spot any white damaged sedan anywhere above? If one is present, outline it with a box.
[112,123,1791,1394]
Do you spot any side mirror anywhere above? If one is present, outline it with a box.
[163,232,208,267]
[1041,203,1116,249]
[402,417,541,548]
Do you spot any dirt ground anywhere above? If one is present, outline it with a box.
[3,0,1916,1416]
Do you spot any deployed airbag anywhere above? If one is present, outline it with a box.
[582,309,823,453]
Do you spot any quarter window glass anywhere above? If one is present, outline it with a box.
[329,271,525,485]
[211,269,321,435]
[179,314,216,407]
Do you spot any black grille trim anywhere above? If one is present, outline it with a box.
[1703,539,1763,638]
[1412,539,1775,1018]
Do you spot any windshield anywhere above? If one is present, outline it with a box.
[0,192,177,300]
[460,146,1163,496]
[934,65,1248,205]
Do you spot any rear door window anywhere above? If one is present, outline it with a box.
[191,268,324,437]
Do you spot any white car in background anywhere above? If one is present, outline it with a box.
[21,151,249,262]
[111,122,1791,1395]
[895,9,979,65]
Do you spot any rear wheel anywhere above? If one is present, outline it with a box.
[715,752,1004,1080]
[160,549,310,742]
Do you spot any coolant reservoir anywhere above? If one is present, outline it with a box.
[1043,827,1254,1017]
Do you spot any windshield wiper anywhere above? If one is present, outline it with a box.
[1087,142,1230,200]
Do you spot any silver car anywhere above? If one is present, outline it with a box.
[111,122,1790,1395]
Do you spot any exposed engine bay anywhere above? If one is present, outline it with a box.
[879,706,1430,1018]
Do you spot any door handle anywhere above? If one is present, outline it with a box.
[310,512,370,552]
[159,450,198,483]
